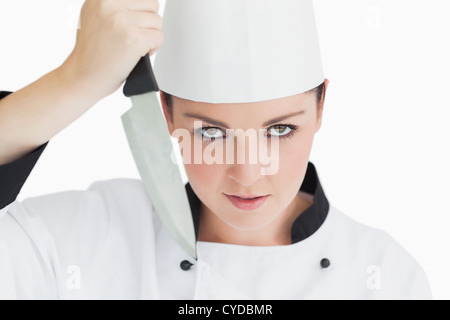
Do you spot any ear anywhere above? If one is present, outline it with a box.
[315,78,329,134]
[160,91,174,135]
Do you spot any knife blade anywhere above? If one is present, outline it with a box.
[122,54,197,259]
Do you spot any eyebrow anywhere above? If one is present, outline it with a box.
[182,110,306,128]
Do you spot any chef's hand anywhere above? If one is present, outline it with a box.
[0,0,163,165]
[63,0,164,99]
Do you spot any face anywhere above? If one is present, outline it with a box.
[161,81,327,235]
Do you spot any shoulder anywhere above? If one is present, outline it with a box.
[86,177,153,209]
[5,178,159,242]
[329,207,403,252]
[0,178,159,299]
[330,207,418,264]
[327,206,432,299]
[17,178,151,217]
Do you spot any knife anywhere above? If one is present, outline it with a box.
[122,53,197,259]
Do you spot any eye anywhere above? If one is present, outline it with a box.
[268,125,292,137]
[195,124,299,142]
[201,127,225,141]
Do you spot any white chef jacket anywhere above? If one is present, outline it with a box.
[0,163,432,300]
[0,88,432,299]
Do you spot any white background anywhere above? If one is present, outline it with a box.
[1,0,449,299]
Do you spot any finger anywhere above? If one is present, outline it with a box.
[122,0,160,13]
[136,28,164,56]
[129,12,162,30]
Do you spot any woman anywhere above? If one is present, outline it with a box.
[0,0,431,300]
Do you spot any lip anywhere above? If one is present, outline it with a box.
[225,194,269,211]
[228,194,266,199]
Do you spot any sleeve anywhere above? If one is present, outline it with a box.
[0,181,112,300]
[0,91,49,212]
[407,264,433,300]
[0,174,156,299]
[0,91,13,100]
[379,231,434,300]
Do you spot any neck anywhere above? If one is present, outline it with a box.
[198,194,312,246]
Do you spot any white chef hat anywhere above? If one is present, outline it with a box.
[154,0,324,104]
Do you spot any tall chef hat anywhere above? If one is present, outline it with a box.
[154,0,324,104]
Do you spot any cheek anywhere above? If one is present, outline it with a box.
[184,162,220,184]
[276,129,315,187]
[184,161,227,213]
[184,149,225,198]
[284,133,313,164]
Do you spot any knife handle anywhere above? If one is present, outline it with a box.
[123,53,159,97]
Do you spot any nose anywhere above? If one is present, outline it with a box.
[227,162,264,187]
[226,133,265,187]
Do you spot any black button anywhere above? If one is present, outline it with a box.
[320,258,331,269]
[180,260,194,271]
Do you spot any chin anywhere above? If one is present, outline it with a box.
[221,213,278,232]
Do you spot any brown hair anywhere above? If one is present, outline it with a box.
[162,82,326,122]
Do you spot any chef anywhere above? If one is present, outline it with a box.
[0,0,432,300]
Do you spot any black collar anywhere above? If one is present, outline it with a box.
[184,162,330,244]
